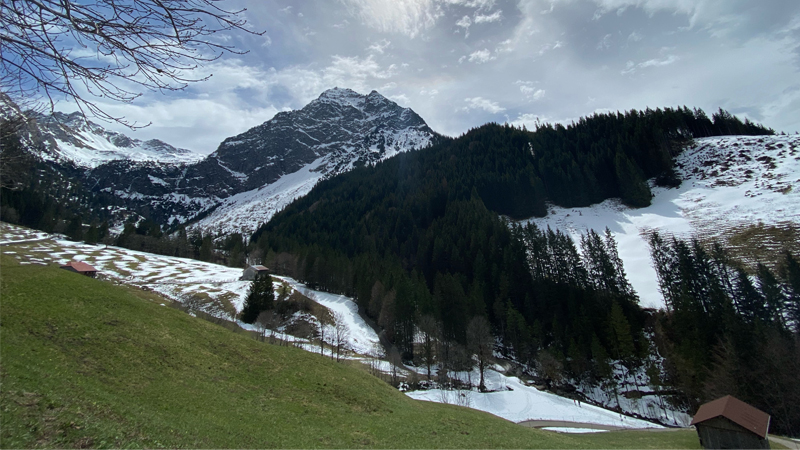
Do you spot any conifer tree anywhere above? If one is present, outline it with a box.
[757,263,786,329]
[240,273,275,324]
[614,150,652,207]
[780,252,800,332]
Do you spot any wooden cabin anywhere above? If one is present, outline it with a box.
[60,261,98,278]
[241,265,269,281]
[691,395,771,449]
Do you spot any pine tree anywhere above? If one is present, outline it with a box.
[614,150,652,207]
[757,263,786,330]
[240,273,275,324]
[780,252,800,332]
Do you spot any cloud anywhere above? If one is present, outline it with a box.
[474,10,503,23]
[463,97,505,113]
[456,15,472,37]
[367,39,392,54]
[389,93,411,105]
[596,33,612,50]
[442,0,496,10]
[622,54,679,74]
[466,48,494,63]
[516,81,546,101]
[341,0,443,37]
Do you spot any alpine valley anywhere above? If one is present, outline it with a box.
[2,89,799,438]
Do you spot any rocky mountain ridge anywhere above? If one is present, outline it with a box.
[2,88,439,233]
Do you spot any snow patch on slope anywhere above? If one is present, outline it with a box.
[191,158,327,237]
[525,135,800,308]
[407,367,663,429]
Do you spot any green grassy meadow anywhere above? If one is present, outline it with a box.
[0,253,701,448]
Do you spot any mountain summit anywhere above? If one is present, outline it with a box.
[200,87,435,191]
[187,88,438,235]
[4,88,439,235]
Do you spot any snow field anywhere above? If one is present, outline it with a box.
[406,366,662,429]
[527,135,800,308]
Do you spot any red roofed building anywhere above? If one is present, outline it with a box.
[691,395,771,449]
[60,261,98,278]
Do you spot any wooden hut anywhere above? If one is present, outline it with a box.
[241,265,269,281]
[60,261,98,278]
[691,395,771,449]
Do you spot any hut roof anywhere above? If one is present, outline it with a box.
[691,395,770,439]
[61,261,98,273]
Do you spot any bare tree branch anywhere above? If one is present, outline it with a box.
[0,0,263,128]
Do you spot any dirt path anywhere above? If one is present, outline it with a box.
[518,420,630,431]
[770,435,800,449]
[518,420,684,432]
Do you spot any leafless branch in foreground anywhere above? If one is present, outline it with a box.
[0,0,263,128]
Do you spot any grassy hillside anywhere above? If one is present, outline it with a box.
[0,254,699,448]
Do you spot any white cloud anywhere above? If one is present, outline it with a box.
[474,10,502,24]
[389,93,411,105]
[597,33,613,50]
[622,54,679,74]
[467,48,494,63]
[456,15,472,37]
[341,0,443,37]
[367,39,392,54]
[516,81,546,101]
[333,19,351,29]
[442,0,496,10]
[627,31,643,42]
[463,97,505,113]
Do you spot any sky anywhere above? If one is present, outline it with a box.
[66,0,800,154]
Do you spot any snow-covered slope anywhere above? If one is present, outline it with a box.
[526,135,800,308]
[23,111,202,168]
[189,88,437,237]
[1,221,381,356]
[406,366,670,429]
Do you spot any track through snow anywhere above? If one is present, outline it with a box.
[526,135,800,308]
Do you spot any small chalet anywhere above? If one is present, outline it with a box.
[691,395,771,449]
[60,261,98,278]
[241,265,269,281]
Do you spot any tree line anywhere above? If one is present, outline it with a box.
[648,232,800,436]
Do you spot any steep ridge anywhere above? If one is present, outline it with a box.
[187,88,437,236]
[2,89,438,233]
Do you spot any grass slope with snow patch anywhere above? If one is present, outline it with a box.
[0,254,703,448]
[0,222,379,356]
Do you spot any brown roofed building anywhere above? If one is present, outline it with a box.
[60,261,98,278]
[241,265,269,281]
[691,395,771,449]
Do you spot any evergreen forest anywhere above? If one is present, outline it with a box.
[4,105,797,435]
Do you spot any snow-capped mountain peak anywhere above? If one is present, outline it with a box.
[2,106,203,169]
[188,88,438,236]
